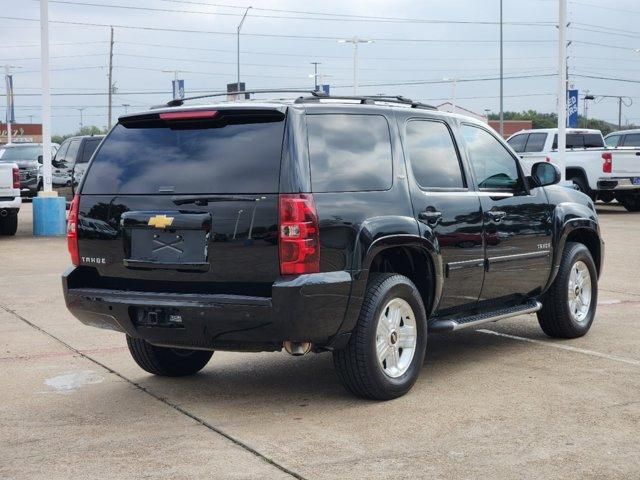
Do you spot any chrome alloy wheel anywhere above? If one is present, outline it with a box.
[568,260,592,323]
[375,298,417,378]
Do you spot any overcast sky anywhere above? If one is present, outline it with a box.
[2,0,640,135]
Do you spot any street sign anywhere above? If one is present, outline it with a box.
[567,89,578,128]
[5,75,15,124]
[322,84,330,95]
[172,79,185,100]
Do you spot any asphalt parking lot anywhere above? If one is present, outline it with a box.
[1,203,639,480]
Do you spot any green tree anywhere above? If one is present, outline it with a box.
[52,125,107,144]
[487,110,637,135]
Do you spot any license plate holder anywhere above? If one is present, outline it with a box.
[122,211,211,271]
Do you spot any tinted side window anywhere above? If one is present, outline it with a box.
[79,139,101,164]
[623,133,640,147]
[524,133,547,152]
[54,140,70,162]
[307,114,392,192]
[507,134,527,153]
[64,140,81,164]
[605,135,621,148]
[405,120,465,189]
[461,124,520,190]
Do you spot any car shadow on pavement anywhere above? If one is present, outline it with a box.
[108,326,543,407]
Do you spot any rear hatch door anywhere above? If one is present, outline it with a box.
[77,107,287,295]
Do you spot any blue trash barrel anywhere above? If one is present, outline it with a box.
[33,196,67,236]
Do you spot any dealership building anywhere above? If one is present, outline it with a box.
[0,124,43,145]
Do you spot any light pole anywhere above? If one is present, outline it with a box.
[338,37,373,95]
[77,107,86,130]
[557,0,568,182]
[443,78,457,112]
[122,103,130,114]
[310,62,321,91]
[237,6,252,92]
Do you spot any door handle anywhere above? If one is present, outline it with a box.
[419,209,443,224]
[487,210,507,222]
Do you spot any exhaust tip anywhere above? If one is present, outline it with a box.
[283,341,312,356]
[0,209,7,218]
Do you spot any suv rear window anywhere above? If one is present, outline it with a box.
[82,112,285,194]
[307,114,392,192]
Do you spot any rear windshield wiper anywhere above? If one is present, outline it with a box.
[172,194,265,206]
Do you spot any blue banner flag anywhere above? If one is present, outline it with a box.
[5,74,15,124]
[567,89,578,128]
[172,79,185,100]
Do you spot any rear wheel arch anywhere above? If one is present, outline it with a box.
[365,242,439,317]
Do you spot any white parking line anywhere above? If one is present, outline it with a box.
[477,329,640,367]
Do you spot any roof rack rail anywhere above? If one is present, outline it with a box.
[161,89,318,107]
[294,93,437,110]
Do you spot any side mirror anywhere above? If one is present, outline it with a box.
[37,155,43,164]
[530,161,561,187]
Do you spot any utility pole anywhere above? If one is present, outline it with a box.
[499,0,504,137]
[236,6,252,92]
[618,97,623,130]
[311,62,321,91]
[339,37,373,95]
[557,0,567,182]
[107,26,114,129]
[122,103,130,114]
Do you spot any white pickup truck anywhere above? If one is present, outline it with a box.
[0,162,21,235]
[507,128,640,211]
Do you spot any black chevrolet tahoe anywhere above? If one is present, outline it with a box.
[63,94,604,400]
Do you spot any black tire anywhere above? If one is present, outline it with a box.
[0,214,18,236]
[126,336,213,376]
[598,191,614,203]
[619,194,640,212]
[333,273,428,400]
[570,176,595,201]
[537,242,598,339]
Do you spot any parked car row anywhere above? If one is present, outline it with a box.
[0,135,104,201]
[506,128,640,211]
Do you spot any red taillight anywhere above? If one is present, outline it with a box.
[159,110,218,120]
[278,194,320,275]
[602,152,612,173]
[67,195,80,266]
[12,167,20,189]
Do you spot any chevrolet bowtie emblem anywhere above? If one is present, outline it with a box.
[148,215,174,229]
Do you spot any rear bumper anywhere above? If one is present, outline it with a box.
[597,177,640,191]
[62,267,352,351]
[0,196,21,212]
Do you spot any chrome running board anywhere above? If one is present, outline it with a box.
[429,300,542,333]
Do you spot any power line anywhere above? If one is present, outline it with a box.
[0,16,557,44]
[570,1,640,15]
[571,40,638,52]
[158,0,556,25]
